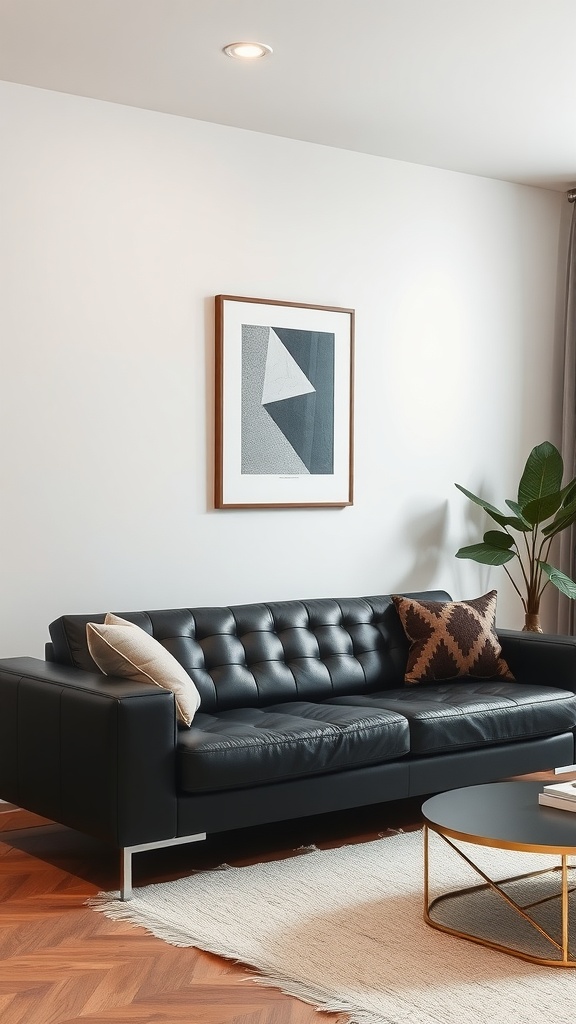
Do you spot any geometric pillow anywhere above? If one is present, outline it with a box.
[86,612,201,727]
[391,591,514,685]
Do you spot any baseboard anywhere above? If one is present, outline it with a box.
[554,764,576,774]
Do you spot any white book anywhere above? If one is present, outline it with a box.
[542,780,576,802]
[539,793,576,813]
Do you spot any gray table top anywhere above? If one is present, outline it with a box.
[422,781,576,854]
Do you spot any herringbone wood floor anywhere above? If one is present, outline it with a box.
[0,770,569,1024]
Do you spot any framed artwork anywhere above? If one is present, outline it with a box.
[215,295,354,509]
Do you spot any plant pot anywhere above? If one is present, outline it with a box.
[523,612,543,633]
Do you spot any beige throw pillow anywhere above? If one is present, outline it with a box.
[86,613,201,726]
[392,590,514,685]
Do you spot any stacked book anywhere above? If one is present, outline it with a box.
[538,780,576,812]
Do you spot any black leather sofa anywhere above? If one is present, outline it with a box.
[1,589,576,899]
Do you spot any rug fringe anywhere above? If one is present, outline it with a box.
[246,971,397,1023]
[88,894,397,1021]
[86,894,208,948]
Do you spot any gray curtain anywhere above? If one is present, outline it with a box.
[557,195,576,633]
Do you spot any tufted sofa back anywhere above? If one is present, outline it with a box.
[48,592,451,714]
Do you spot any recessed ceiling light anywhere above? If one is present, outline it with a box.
[223,41,273,60]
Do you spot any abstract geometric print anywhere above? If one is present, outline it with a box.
[261,329,315,405]
[241,324,335,475]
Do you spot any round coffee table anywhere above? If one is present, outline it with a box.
[422,781,576,967]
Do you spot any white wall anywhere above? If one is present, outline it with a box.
[0,80,568,656]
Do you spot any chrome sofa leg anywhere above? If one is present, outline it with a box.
[121,846,134,901]
[119,832,207,901]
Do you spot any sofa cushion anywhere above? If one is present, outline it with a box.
[325,681,576,755]
[176,702,410,793]
[86,613,201,726]
[391,591,514,684]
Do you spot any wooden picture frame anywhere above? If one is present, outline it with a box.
[215,295,354,509]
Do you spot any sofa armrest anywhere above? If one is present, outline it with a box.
[497,630,576,694]
[0,657,178,848]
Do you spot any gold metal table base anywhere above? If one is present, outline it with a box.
[424,823,576,967]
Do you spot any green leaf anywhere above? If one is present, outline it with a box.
[455,543,516,566]
[483,530,515,549]
[561,479,576,508]
[489,511,530,531]
[504,499,531,528]
[518,441,563,506]
[455,484,528,530]
[538,561,576,599]
[519,490,563,527]
[542,495,576,537]
[455,484,505,519]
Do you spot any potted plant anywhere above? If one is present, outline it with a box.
[455,441,576,632]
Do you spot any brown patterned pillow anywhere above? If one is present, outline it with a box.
[391,591,514,684]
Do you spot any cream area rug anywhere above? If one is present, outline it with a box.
[89,830,576,1024]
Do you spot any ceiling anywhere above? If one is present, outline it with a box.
[1,0,575,191]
